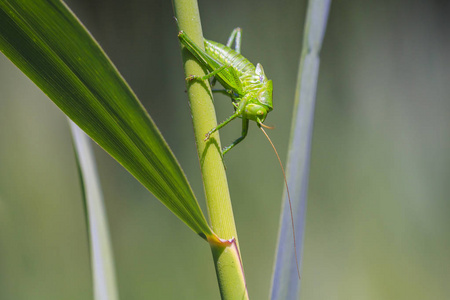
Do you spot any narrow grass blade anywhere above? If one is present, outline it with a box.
[0,0,212,238]
[270,0,331,299]
[70,121,119,300]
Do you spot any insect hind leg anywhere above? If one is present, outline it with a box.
[211,28,241,86]
[226,28,242,53]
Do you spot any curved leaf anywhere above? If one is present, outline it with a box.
[70,121,119,300]
[0,0,211,238]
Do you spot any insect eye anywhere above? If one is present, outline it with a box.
[257,110,264,116]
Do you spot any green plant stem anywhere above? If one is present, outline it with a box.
[172,0,248,299]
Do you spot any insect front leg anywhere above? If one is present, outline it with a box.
[222,118,249,155]
[204,112,239,141]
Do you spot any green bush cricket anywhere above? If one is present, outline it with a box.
[178,28,273,154]
[178,28,301,280]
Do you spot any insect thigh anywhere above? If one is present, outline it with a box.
[226,28,242,53]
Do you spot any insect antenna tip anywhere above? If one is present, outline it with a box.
[259,126,301,281]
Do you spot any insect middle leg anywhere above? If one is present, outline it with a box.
[212,89,234,97]
[205,112,239,141]
[186,64,230,81]
[222,118,249,155]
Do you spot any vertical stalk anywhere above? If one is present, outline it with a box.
[172,0,248,299]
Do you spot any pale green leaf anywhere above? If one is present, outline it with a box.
[270,0,331,299]
[70,121,119,300]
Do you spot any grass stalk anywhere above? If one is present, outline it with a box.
[172,0,248,299]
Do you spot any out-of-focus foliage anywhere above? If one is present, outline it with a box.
[0,0,448,299]
[272,1,331,298]
[70,122,118,300]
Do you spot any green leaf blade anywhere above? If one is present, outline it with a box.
[0,0,211,237]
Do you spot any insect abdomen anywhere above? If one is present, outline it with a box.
[204,40,255,75]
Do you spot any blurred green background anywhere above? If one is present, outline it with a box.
[1,0,449,299]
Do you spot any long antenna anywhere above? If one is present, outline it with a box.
[259,124,301,280]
